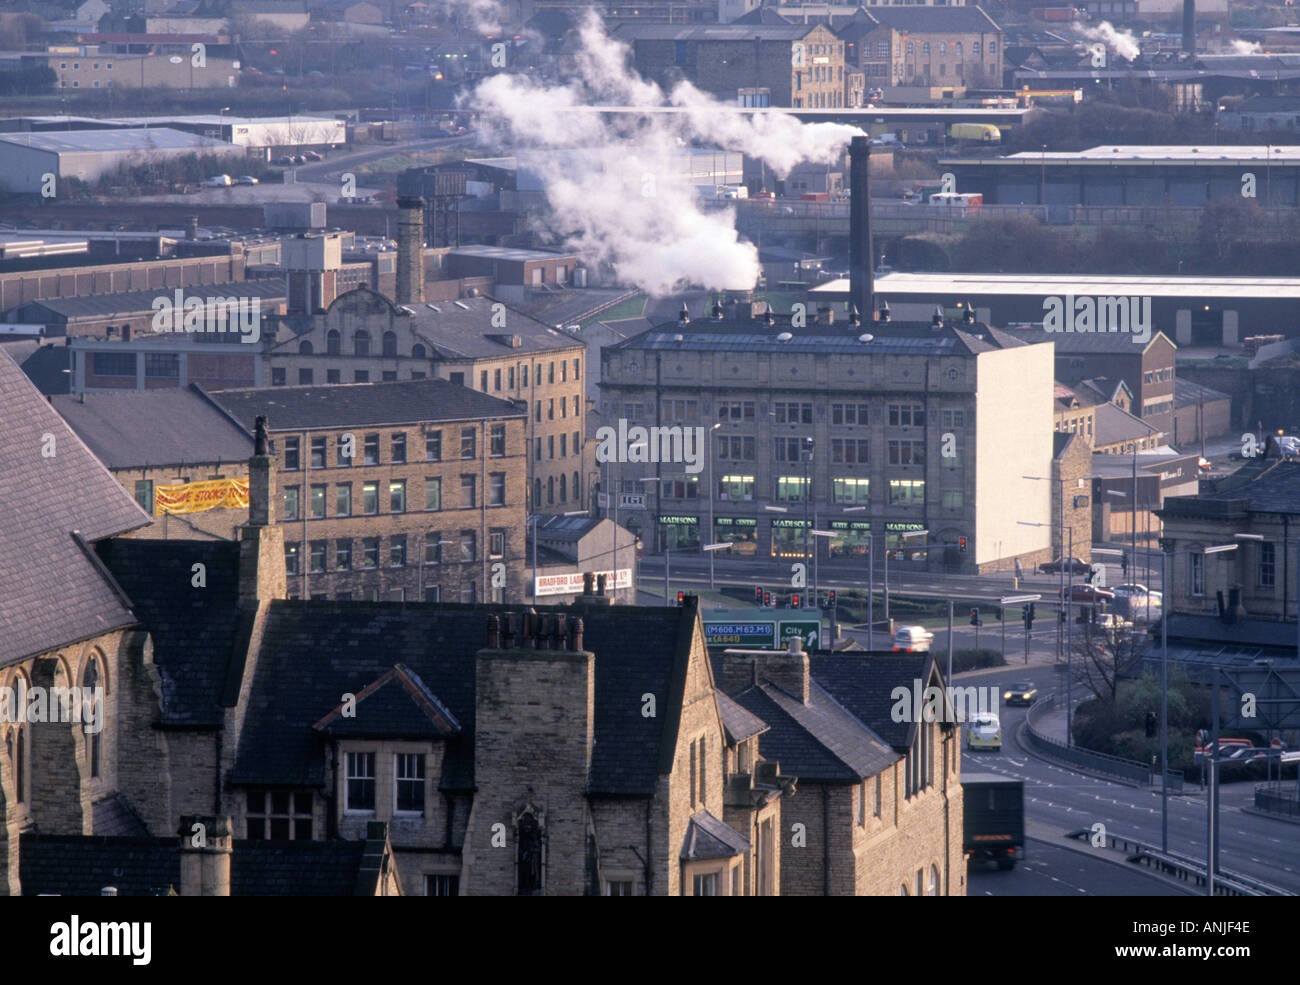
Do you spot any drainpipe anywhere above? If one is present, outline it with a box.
[822,784,831,895]
[645,800,653,896]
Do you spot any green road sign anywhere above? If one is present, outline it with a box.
[778,620,822,651]
[703,621,776,649]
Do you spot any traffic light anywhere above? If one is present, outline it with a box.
[826,589,837,608]
[1023,603,1035,629]
[755,586,764,606]
[676,590,685,606]
[995,606,1002,621]
[969,607,980,626]
[1121,553,1129,577]
[791,593,801,609]
[959,536,968,553]
[1145,710,1157,738]
[763,591,772,608]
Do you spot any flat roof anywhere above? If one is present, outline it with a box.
[448,245,576,263]
[0,127,232,154]
[811,271,1300,300]
[945,144,1300,166]
[583,105,1031,119]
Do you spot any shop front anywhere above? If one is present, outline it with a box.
[769,518,812,558]
[658,514,699,552]
[829,520,872,558]
[713,516,758,555]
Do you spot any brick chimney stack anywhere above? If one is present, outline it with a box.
[239,415,287,605]
[396,196,426,305]
[179,815,232,896]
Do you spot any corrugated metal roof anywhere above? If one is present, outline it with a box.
[0,127,233,154]
[816,271,1300,300]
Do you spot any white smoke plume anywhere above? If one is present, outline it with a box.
[469,12,864,296]
[1228,39,1263,55]
[1078,20,1141,62]
[442,0,505,35]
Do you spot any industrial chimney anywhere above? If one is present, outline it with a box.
[848,136,874,324]
[396,195,425,305]
[1182,0,1194,54]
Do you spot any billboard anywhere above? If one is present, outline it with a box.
[534,568,632,598]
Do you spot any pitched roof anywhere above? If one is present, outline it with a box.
[715,689,768,744]
[1006,326,1174,356]
[231,601,695,796]
[313,663,462,739]
[0,351,150,665]
[732,6,794,25]
[19,281,285,320]
[19,835,383,896]
[810,653,935,750]
[95,538,246,728]
[726,679,898,783]
[1180,459,1300,514]
[1094,401,1161,447]
[1174,377,1230,408]
[53,385,253,470]
[867,5,1001,34]
[680,810,749,860]
[206,377,525,432]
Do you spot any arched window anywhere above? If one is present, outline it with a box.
[354,330,370,356]
[412,344,426,360]
[533,478,541,508]
[382,331,397,357]
[547,476,555,505]
[326,330,341,355]
[15,728,25,804]
[559,474,567,502]
[898,882,909,896]
[298,340,314,355]
[83,658,101,779]
[928,864,939,896]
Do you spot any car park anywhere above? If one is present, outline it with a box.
[1002,680,1038,706]
[892,625,933,653]
[966,713,1002,751]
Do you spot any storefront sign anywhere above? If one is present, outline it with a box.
[534,568,632,598]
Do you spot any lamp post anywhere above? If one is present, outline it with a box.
[1020,519,1074,738]
[707,422,722,589]
[843,505,871,648]
[802,437,814,607]
[1156,541,1238,855]
[883,527,929,624]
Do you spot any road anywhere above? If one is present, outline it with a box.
[960,665,1300,895]
[967,838,1188,896]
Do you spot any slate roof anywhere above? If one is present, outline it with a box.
[810,653,934,750]
[868,5,1001,34]
[1006,326,1174,355]
[0,351,150,666]
[18,280,285,320]
[53,385,253,470]
[680,810,749,860]
[726,679,897,783]
[19,835,379,896]
[1183,459,1300,513]
[1094,401,1161,447]
[716,689,768,744]
[232,601,693,796]
[1174,377,1230,408]
[207,377,525,432]
[12,341,72,395]
[95,539,246,728]
[314,663,461,739]
[92,794,149,838]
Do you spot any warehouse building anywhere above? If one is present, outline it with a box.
[0,128,239,195]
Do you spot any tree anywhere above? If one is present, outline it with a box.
[1066,615,1147,706]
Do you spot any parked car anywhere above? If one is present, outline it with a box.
[291,154,307,164]
[304,150,323,161]
[1039,557,1091,575]
[1060,584,1115,604]
[1002,680,1038,706]
[892,625,933,653]
[966,712,1002,751]
[1113,584,1161,605]
[204,174,232,187]
[274,155,294,166]
[235,175,259,186]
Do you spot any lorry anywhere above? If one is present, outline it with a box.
[948,123,1001,143]
[962,774,1024,870]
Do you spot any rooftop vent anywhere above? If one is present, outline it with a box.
[711,300,724,320]
[932,305,944,328]
[849,305,860,326]
[672,333,684,342]
[858,333,874,343]
[678,304,690,325]
[878,298,891,322]
[776,331,794,342]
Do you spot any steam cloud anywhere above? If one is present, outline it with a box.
[1228,39,1262,55]
[442,0,504,35]
[469,12,863,295]
[1077,21,1141,62]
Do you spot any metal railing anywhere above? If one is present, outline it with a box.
[1064,828,1294,896]
[1255,782,1300,819]
[1025,693,1184,792]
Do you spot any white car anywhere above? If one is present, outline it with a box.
[966,712,1002,751]
[235,175,259,186]
[205,174,233,187]
[892,625,933,653]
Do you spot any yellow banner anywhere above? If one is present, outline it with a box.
[155,478,249,516]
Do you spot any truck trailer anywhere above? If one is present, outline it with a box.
[962,773,1024,870]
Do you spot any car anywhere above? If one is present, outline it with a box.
[966,712,1002,751]
[892,625,933,653]
[235,175,259,185]
[204,174,233,187]
[274,155,294,166]
[304,150,323,161]
[1095,613,1131,632]
[1038,557,1091,575]
[1060,584,1115,604]
[291,154,307,164]
[1002,680,1038,706]
[1114,584,1161,604]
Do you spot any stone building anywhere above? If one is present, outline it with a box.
[600,306,1057,574]
[612,23,847,108]
[206,378,530,604]
[264,286,590,516]
[52,386,255,541]
[839,6,1004,89]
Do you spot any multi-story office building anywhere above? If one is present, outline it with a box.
[600,304,1056,574]
[207,379,528,603]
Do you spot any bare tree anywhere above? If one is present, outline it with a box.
[1066,617,1148,706]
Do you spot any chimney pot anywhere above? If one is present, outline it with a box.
[486,614,500,648]
[597,573,607,596]
[571,616,584,651]
[583,571,595,595]
[501,612,516,647]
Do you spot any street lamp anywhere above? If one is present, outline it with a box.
[843,505,872,648]
[707,421,722,589]
[1157,541,1238,855]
